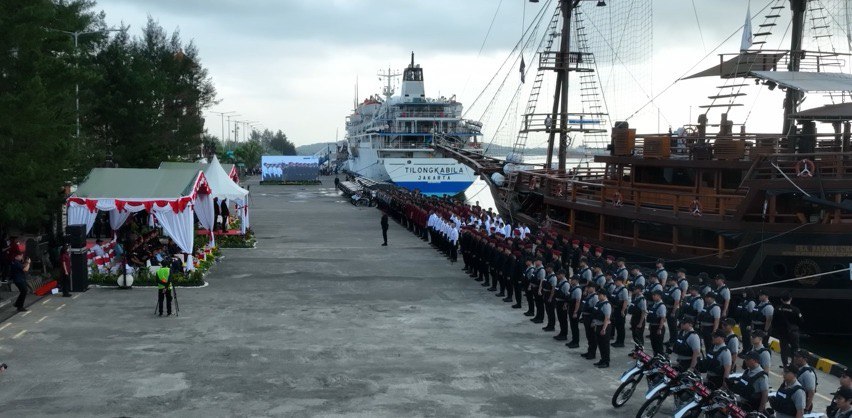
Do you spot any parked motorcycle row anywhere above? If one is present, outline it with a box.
[612,345,827,418]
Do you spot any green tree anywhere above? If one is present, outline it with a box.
[0,0,102,230]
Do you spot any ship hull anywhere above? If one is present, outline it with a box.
[384,158,475,196]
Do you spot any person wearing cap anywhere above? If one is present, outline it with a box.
[591,246,605,271]
[698,272,713,296]
[745,330,772,371]
[713,274,731,318]
[580,283,599,359]
[530,259,547,324]
[733,289,757,354]
[721,318,741,370]
[647,289,667,356]
[566,274,584,348]
[698,292,722,350]
[541,265,558,332]
[628,284,647,347]
[830,387,852,418]
[553,270,570,341]
[751,290,774,347]
[681,285,704,320]
[827,369,852,417]
[499,247,515,302]
[590,288,612,368]
[609,275,629,347]
[770,366,807,418]
[654,258,668,283]
[663,276,682,347]
[629,265,646,288]
[614,257,629,282]
[602,271,615,295]
[580,243,592,264]
[576,258,592,283]
[509,250,525,309]
[592,265,606,289]
[703,330,732,389]
[675,268,689,294]
[729,351,769,412]
[603,254,617,277]
[671,316,701,371]
[775,293,803,368]
[793,350,818,413]
[569,239,581,271]
[643,272,663,300]
[522,258,537,317]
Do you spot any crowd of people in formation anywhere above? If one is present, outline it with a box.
[375,188,852,418]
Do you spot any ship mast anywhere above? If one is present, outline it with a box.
[782,0,808,137]
[544,0,604,172]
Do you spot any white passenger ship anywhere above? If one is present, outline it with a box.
[343,53,481,196]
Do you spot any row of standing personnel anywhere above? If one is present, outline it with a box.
[374,189,850,417]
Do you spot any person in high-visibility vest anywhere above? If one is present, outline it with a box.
[156,259,173,316]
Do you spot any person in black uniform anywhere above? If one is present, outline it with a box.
[647,289,667,356]
[530,259,546,324]
[522,259,536,317]
[774,292,803,368]
[566,275,584,348]
[591,288,612,368]
[733,289,756,353]
[827,369,852,417]
[541,265,558,332]
[510,250,525,309]
[553,270,570,341]
[380,213,389,246]
[628,284,647,347]
[610,275,629,347]
[580,283,599,359]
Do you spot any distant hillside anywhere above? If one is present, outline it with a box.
[296,142,335,156]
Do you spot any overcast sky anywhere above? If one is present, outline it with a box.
[96,0,850,147]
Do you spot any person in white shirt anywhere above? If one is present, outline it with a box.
[91,239,106,257]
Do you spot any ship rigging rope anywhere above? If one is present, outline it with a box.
[463,0,552,120]
[623,0,777,123]
[770,161,811,197]
[632,221,813,265]
[729,267,850,291]
[485,15,553,154]
[692,0,707,54]
[461,0,504,99]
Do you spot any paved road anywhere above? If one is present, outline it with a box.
[0,178,838,417]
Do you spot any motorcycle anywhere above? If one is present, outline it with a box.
[635,370,703,418]
[611,344,656,408]
[673,377,713,418]
[679,389,765,418]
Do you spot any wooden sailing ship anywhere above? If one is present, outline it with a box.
[437,0,852,334]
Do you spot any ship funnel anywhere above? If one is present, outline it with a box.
[401,52,425,102]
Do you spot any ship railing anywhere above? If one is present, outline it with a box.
[516,171,745,217]
[746,151,852,180]
[620,132,851,163]
[520,113,608,134]
[392,110,459,119]
[538,51,596,72]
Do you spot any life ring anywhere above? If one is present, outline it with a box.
[690,199,703,216]
[796,159,815,178]
[612,191,623,206]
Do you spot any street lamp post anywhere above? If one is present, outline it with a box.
[48,28,120,138]
[209,110,235,145]
[226,113,240,150]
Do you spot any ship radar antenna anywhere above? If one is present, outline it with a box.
[377,66,402,100]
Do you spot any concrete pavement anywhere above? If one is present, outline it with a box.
[0,177,838,417]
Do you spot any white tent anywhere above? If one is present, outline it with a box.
[67,168,216,263]
[159,155,251,234]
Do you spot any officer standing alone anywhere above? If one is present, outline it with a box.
[381,212,389,246]
[156,259,173,317]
